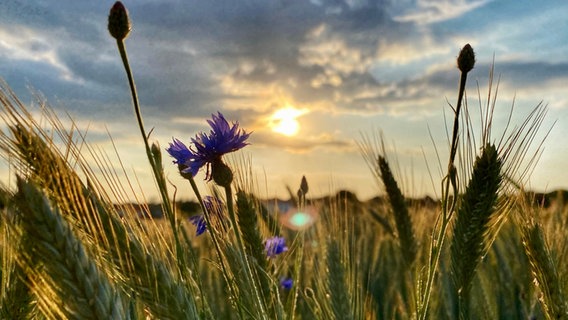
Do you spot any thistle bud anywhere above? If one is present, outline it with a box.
[108,1,131,41]
[457,44,475,73]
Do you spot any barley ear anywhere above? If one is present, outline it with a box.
[450,143,502,317]
[10,124,199,319]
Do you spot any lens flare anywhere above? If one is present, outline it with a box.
[280,205,319,230]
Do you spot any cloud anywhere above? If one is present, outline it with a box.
[391,0,491,25]
[252,129,354,153]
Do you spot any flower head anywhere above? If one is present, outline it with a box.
[167,112,250,183]
[189,214,207,236]
[280,277,293,290]
[189,112,250,176]
[187,197,225,236]
[265,236,288,258]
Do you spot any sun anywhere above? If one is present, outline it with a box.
[270,107,306,136]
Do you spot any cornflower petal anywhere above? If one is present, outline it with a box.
[189,214,207,236]
[166,138,193,164]
[203,196,224,217]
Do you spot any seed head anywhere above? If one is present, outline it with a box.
[457,44,475,73]
[108,1,131,41]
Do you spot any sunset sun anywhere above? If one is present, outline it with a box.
[270,107,306,136]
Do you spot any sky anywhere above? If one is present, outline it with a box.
[0,0,567,202]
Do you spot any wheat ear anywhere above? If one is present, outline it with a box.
[13,178,127,320]
[450,143,502,318]
[235,190,272,298]
[327,240,353,320]
[378,155,417,266]
[6,124,199,319]
[517,204,567,320]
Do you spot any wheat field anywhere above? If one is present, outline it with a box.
[0,2,566,320]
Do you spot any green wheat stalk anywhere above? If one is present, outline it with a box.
[0,210,35,319]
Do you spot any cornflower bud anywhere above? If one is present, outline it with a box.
[457,43,475,73]
[212,159,234,188]
[108,1,131,41]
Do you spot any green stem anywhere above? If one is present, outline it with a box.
[187,178,245,319]
[114,39,185,272]
[417,69,469,320]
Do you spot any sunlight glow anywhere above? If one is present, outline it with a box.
[270,107,306,136]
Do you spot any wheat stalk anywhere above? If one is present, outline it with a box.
[235,190,272,299]
[0,212,35,319]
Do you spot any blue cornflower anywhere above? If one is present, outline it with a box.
[280,277,293,290]
[265,236,288,258]
[167,112,250,186]
[187,196,225,236]
[189,112,251,177]
[189,214,207,236]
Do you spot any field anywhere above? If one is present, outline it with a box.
[0,3,567,320]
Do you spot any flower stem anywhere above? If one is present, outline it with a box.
[417,45,473,320]
[186,178,245,319]
[114,38,186,272]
